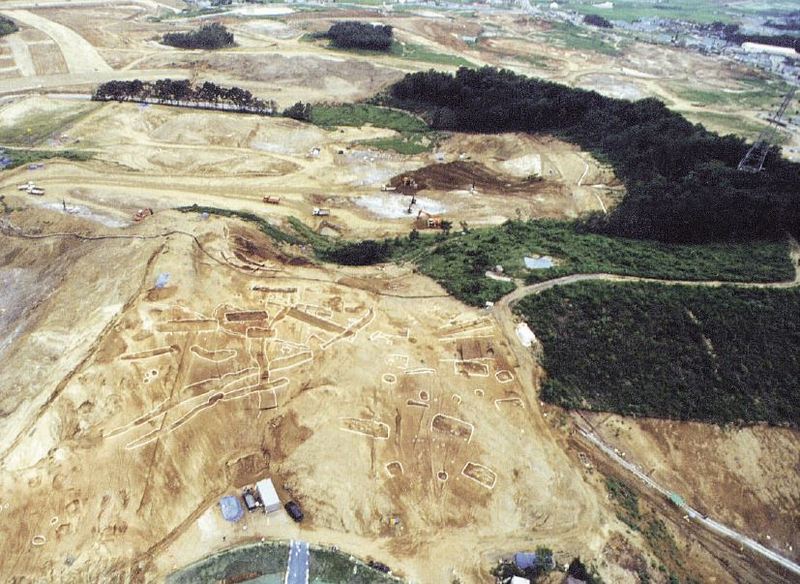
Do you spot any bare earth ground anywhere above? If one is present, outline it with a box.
[0,210,615,582]
[585,414,800,562]
[0,2,798,582]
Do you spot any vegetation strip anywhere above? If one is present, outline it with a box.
[1,148,91,170]
[92,80,277,115]
[515,281,800,426]
[176,205,301,245]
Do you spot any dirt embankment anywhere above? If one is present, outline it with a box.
[390,160,546,195]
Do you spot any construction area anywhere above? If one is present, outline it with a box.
[0,1,798,583]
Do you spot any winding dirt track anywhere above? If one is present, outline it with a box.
[1,9,111,74]
[491,236,800,577]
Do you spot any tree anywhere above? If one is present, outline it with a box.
[162,23,234,50]
[283,101,313,122]
[325,21,393,51]
[0,15,19,37]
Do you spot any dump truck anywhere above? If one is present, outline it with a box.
[133,208,153,222]
[263,196,281,205]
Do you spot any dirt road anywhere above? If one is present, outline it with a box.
[1,9,111,74]
[3,33,34,77]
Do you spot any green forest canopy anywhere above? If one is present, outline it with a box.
[515,281,800,426]
[386,67,800,244]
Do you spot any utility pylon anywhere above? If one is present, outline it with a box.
[737,85,796,173]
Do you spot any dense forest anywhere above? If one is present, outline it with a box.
[93,79,276,114]
[0,15,18,36]
[324,21,393,51]
[515,282,800,426]
[162,23,234,50]
[387,67,800,243]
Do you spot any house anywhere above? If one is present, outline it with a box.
[256,478,281,513]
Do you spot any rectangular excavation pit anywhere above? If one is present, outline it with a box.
[340,417,390,440]
[286,307,345,333]
[225,310,268,322]
[454,360,490,377]
[462,462,497,489]
[431,414,473,442]
[121,345,178,360]
[246,327,275,338]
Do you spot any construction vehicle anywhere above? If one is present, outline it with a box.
[133,208,153,222]
[263,196,281,205]
[400,176,418,189]
[406,195,417,215]
[380,185,397,192]
[17,181,44,196]
[312,207,330,217]
[416,209,442,229]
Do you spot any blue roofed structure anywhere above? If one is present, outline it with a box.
[514,552,538,570]
[219,495,244,522]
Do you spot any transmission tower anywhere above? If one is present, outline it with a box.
[737,85,796,173]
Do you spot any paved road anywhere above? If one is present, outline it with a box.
[285,540,309,584]
[577,427,800,577]
[491,242,800,578]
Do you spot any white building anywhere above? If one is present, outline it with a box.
[256,478,281,513]
[741,42,798,58]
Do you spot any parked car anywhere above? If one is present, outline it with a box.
[284,500,303,522]
[368,560,391,574]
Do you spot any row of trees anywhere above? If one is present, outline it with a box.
[324,21,393,51]
[0,15,18,37]
[92,79,277,114]
[387,67,800,243]
[162,23,234,50]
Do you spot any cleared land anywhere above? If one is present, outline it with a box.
[0,3,798,583]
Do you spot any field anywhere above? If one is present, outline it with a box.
[0,1,799,583]
[516,281,800,425]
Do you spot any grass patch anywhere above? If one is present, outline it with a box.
[606,477,640,528]
[303,32,475,68]
[309,104,435,154]
[516,281,800,426]
[357,132,437,155]
[176,204,301,245]
[388,40,476,67]
[564,0,737,24]
[672,78,792,111]
[167,542,288,584]
[284,218,794,308]
[544,22,622,56]
[0,103,97,147]
[2,148,92,169]
[310,548,398,583]
[309,104,428,133]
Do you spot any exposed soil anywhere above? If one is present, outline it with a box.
[0,3,797,582]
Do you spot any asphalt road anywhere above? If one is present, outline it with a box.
[285,540,309,584]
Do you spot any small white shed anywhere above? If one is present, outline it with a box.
[256,478,281,513]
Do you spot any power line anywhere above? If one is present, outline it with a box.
[737,85,796,173]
